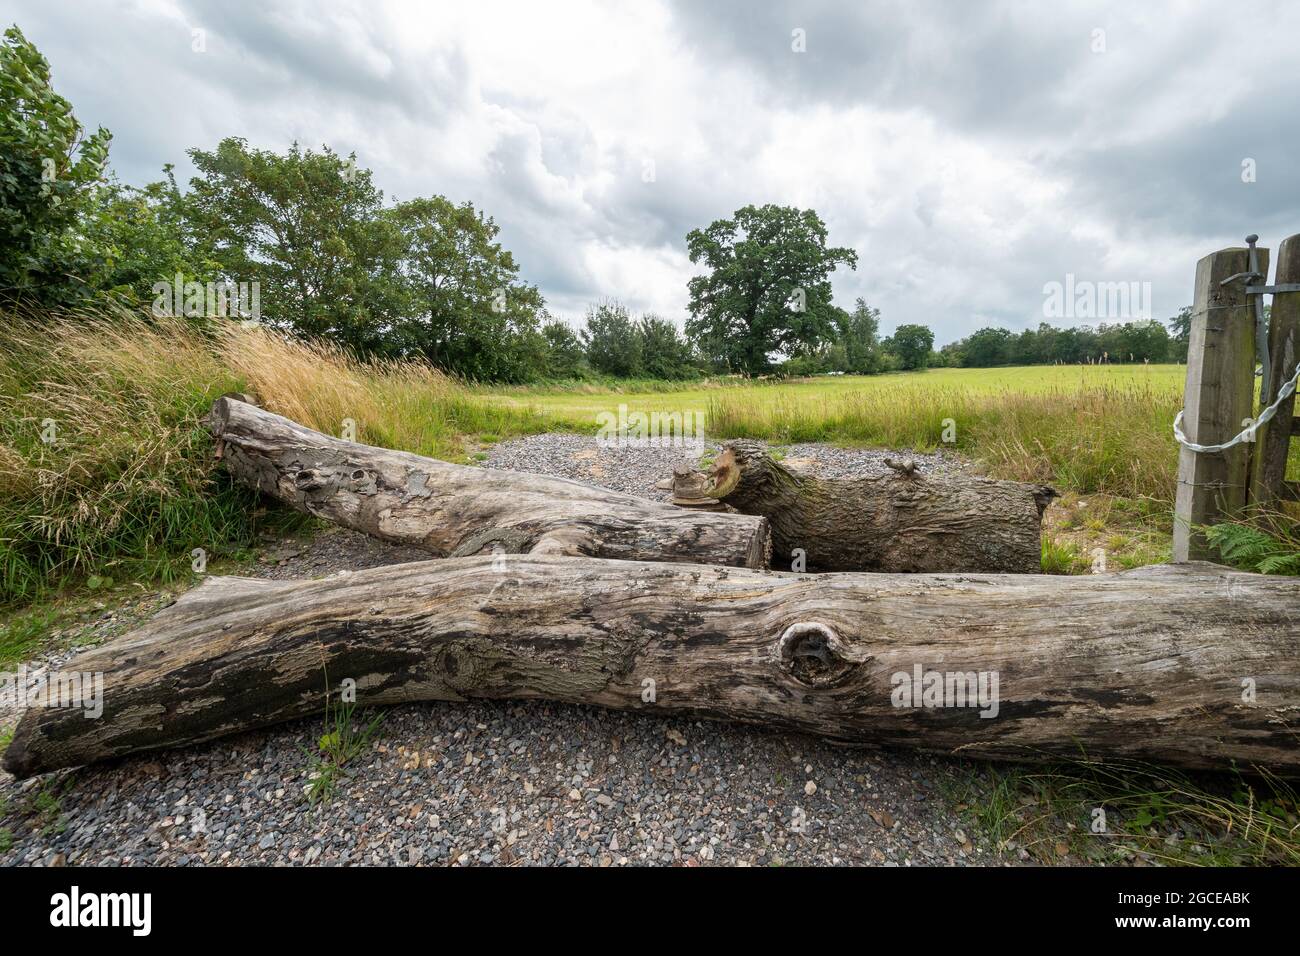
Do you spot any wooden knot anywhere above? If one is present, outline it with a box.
[777,622,864,688]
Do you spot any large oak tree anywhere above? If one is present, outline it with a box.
[685,204,856,374]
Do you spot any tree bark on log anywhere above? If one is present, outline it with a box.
[704,440,1056,573]
[5,556,1297,778]
[206,397,769,568]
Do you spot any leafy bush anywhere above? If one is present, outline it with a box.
[541,320,587,379]
[637,315,695,380]
[0,25,111,305]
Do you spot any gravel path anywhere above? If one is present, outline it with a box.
[0,436,1011,868]
[482,433,970,501]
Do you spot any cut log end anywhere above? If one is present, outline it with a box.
[705,447,742,499]
[703,439,1053,574]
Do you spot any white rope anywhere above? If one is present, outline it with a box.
[1173,359,1300,454]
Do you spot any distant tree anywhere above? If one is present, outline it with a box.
[1053,325,1092,363]
[582,301,643,377]
[637,315,694,379]
[0,26,112,305]
[1166,305,1192,362]
[1027,323,1059,364]
[387,195,546,381]
[939,340,967,367]
[889,323,936,370]
[541,320,587,379]
[962,327,1015,367]
[835,297,882,374]
[1115,318,1171,363]
[684,204,857,374]
[945,318,1175,367]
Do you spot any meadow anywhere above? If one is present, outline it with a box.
[481,364,1189,504]
[481,363,1186,418]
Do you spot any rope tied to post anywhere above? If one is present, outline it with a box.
[1174,233,1299,455]
[1173,357,1300,454]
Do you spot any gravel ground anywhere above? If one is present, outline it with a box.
[0,435,1016,868]
[482,433,971,501]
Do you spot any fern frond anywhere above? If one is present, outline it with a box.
[1203,519,1300,575]
[1257,553,1300,575]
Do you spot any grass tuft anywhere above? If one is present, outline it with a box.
[303,674,386,805]
[948,757,1300,866]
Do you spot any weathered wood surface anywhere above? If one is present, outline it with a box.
[1251,233,1300,512]
[207,397,769,568]
[1174,245,1266,560]
[703,440,1056,573]
[6,556,1298,778]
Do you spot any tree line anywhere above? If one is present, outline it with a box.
[2,26,1189,383]
[937,314,1189,368]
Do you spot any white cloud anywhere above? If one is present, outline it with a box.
[10,0,1300,342]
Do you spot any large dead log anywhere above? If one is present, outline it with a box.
[5,556,1297,778]
[206,397,768,568]
[705,440,1056,573]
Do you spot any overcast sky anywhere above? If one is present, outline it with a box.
[10,0,1300,343]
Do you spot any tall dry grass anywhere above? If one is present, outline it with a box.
[0,311,555,605]
[0,311,245,603]
[212,322,558,457]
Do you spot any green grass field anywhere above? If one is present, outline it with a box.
[479,364,1197,507]
[478,363,1186,421]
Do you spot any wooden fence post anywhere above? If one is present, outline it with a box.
[1172,244,1266,562]
[1249,233,1300,511]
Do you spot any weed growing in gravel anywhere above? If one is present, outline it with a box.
[14,775,76,838]
[0,606,59,666]
[304,676,386,805]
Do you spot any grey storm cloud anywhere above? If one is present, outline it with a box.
[8,0,1300,341]
[666,1,1300,309]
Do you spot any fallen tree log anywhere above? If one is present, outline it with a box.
[206,397,769,568]
[704,440,1057,573]
[5,556,1298,778]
